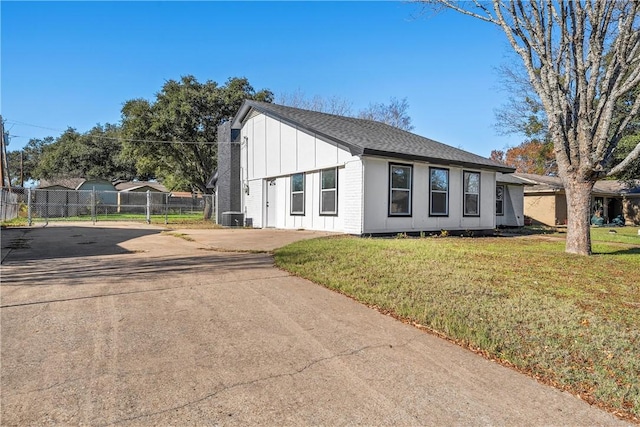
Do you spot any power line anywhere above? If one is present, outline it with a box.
[3,120,64,133]
[4,120,218,145]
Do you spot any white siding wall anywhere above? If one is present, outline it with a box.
[241,113,353,180]
[362,157,497,234]
[497,184,524,227]
[239,111,502,234]
[343,159,364,234]
[240,112,356,232]
[244,179,264,228]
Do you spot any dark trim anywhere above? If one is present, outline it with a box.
[363,149,515,173]
[429,167,449,217]
[319,167,339,216]
[496,184,505,216]
[388,162,413,217]
[463,170,481,217]
[290,173,305,216]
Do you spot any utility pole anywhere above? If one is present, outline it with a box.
[0,116,12,191]
[20,150,24,187]
[0,115,5,188]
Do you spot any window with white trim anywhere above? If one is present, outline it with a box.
[464,171,480,216]
[291,173,305,215]
[429,167,449,216]
[320,168,338,215]
[496,185,504,216]
[389,164,412,216]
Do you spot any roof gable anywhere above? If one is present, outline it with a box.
[114,181,168,192]
[38,178,86,190]
[232,101,515,173]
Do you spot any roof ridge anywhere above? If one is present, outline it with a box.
[236,100,515,173]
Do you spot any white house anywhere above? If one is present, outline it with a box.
[213,100,516,235]
[496,173,528,227]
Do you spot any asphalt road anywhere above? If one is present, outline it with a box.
[0,224,630,426]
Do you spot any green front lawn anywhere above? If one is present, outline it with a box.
[274,231,640,421]
[1,212,216,227]
[590,226,640,245]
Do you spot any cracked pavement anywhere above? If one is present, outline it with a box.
[1,223,630,426]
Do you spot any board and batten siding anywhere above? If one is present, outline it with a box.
[240,112,358,232]
[361,157,497,234]
[241,113,354,180]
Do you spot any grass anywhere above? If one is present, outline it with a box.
[0,212,220,228]
[274,230,640,421]
[161,231,195,241]
[589,226,640,245]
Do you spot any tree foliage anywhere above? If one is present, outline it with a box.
[277,90,353,116]
[490,139,556,175]
[493,64,549,140]
[358,97,414,131]
[121,76,273,195]
[33,124,137,182]
[279,91,414,131]
[6,136,51,185]
[611,85,640,183]
[422,0,640,255]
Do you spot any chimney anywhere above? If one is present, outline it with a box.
[216,122,241,224]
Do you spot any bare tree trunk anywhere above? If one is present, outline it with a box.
[563,179,595,256]
[203,192,213,220]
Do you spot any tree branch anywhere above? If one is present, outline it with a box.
[608,140,640,176]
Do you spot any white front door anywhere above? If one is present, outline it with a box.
[266,179,277,227]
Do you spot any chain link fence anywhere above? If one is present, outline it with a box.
[3,188,215,225]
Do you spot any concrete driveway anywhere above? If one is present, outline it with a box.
[1,223,629,426]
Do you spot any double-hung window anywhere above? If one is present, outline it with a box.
[389,164,412,216]
[290,173,305,215]
[463,171,481,216]
[320,168,338,215]
[429,167,449,216]
[496,185,504,216]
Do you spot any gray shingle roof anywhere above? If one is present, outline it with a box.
[496,172,530,185]
[232,101,515,173]
[114,181,168,192]
[38,178,86,189]
[514,173,640,195]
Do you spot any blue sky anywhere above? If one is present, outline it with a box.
[1,1,523,157]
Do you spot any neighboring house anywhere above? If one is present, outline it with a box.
[114,181,169,193]
[36,178,117,217]
[114,181,169,214]
[213,100,515,234]
[37,177,86,190]
[496,173,529,227]
[515,173,640,226]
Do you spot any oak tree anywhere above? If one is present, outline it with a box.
[120,76,273,219]
[34,125,137,182]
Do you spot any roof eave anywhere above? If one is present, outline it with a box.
[362,149,516,173]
